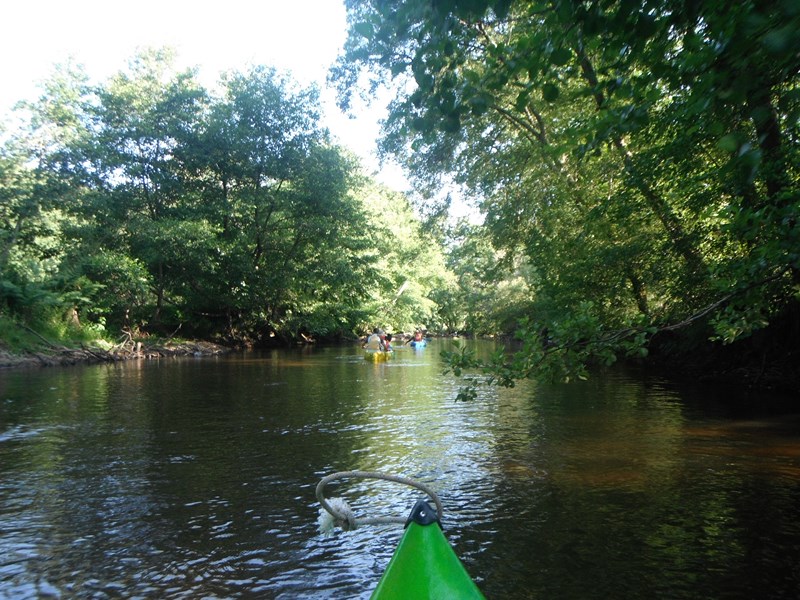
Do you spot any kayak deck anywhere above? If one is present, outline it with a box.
[315,471,484,599]
[370,500,485,599]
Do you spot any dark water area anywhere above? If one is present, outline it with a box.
[1,340,799,598]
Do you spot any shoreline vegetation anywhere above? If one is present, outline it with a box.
[2,328,797,398]
[2,4,798,405]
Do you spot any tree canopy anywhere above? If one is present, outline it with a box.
[0,50,456,347]
[2,2,799,391]
[333,0,799,384]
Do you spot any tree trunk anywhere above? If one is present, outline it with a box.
[746,86,789,207]
[628,269,650,317]
[575,43,707,278]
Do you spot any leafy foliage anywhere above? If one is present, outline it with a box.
[335,0,800,385]
[1,49,455,345]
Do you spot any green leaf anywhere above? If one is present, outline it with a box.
[634,15,657,40]
[762,25,794,55]
[439,114,461,133]
[556,0,573,23]
[469,95,489,116]
[515,91,529,112]
[391,62,407,77]
[717,133,739,153]
[354,22,373,39]
[411,116,429,132]
[542,83,559,102]
[709,121,725,136]
[493,0,512,20]
[550,48,572,66]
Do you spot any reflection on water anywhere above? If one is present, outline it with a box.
[1,342,799,598]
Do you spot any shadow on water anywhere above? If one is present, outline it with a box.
[1,341,799,598]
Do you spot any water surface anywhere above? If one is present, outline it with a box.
[1,341,799,598]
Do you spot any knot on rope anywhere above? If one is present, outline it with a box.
[317,497,358,535]
[315,470,444,535]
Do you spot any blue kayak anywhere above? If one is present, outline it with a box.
[409,339,427,348]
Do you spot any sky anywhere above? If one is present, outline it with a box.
[0,0,407,190]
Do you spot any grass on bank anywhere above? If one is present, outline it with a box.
[0,313,113,355]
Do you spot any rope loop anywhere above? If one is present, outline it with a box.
[316,470,444,532]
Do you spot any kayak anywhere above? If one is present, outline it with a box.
[316,471,483,599]
[365,350,393,362]
[370,500,485,599]
[409,339,427,348]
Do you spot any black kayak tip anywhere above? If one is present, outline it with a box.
[405,499,442,528]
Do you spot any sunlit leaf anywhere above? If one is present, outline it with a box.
[354,22,373,39]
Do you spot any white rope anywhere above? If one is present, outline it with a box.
[316,470,444,533]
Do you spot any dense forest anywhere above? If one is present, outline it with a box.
[0,51,461,351]
[2,1,799,390]
[334,0,799,390]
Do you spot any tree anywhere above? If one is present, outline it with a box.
[0,138,64,320]
[353,179,456,333]
[4,45,462,347]
[335,0,800,383]
[436,220,533,335]
[182,66,386,341]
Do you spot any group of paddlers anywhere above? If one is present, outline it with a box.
[362,328,425,351]
[363,328,393,352]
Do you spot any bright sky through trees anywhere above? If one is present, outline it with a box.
[0,0,406,189]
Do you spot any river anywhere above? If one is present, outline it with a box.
[1,340,799,598]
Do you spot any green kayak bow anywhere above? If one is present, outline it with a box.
[316,471,485,599]
[370,500,485,600]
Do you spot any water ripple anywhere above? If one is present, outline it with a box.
[2,349,799,598]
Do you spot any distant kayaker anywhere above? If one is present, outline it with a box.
[406,329,424,345]
[364,328,384,350]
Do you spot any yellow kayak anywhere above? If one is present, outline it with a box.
[365,350,393,362]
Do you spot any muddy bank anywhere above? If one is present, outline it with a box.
[0,340,232,370]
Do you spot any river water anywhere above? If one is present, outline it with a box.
[1,340,799,599]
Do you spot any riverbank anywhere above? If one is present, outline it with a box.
[645,313,800,395]
[0,340,232,369]
[2,329,797,397]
